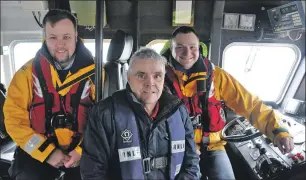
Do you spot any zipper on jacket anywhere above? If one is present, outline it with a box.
[150,100,183,133]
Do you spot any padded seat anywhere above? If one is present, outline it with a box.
[0,84,16,170]
[103,30,133,99]
[0,86,7,139]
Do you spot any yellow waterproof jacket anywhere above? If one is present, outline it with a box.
[168,61,291,151]
[4,43,96,162]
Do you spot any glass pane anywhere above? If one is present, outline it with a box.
[147,40,168,53]
[222,43,300,102]
[83,41,110,62]
[13,42,42,71]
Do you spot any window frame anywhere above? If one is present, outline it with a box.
[222,42,301,104]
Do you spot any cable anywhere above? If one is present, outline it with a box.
[85,26,96,31]
[287,29,303,41]
[32,11,43,28]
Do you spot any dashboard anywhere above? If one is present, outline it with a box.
[226,112,305,180]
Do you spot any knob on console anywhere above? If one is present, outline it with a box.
[255,155,286,179]
[273,12,280,21]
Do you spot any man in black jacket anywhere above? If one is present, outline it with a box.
[80,47,199,180]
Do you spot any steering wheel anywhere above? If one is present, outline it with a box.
[221,116,262,142]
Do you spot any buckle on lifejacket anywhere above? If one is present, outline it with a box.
[51,113,73,129]
[143,158,151,174]
[191,114,202,129]
[143,157,168,174]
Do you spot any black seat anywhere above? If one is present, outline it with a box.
[0,84,16,179]
[103,30,133,99]
[0,84,7,139]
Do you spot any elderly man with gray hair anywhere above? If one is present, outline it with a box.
[80,47,199,180]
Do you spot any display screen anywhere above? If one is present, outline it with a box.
[280,4,298,15]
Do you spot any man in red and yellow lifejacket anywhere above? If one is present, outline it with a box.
[4,9,95,180]
[162,26,294,180]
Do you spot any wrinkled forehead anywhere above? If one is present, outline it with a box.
[130,59,165,74]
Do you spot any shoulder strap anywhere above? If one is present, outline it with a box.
[203,58,213,93]
[199,58,213,132]
[70,79,88,132]
[165,66,184,99]
[33,56,54,133]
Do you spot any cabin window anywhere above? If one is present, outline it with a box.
[222,42,301,103]
[10,39,110,73]
[146,40,168,54]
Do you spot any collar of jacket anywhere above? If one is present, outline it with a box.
[171,55,206,75]
[124,83,183,119]
[39,37,94,74]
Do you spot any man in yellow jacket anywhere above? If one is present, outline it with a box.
[4,9,95,180]
[162,26,294,180]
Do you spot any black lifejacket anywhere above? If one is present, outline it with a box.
[112,91,185,179]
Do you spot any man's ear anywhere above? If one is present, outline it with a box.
[127,72,131,83]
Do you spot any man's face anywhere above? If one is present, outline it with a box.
[171,32,200,69]
[45,19,77,65]
[127,59,165,105]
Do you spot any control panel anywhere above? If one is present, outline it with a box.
[267,1,305,32]
[227,116,305,179]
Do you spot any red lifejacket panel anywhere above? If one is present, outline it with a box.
[165,58,226,134]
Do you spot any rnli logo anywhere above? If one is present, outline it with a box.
[121,129,133,143]
[118,146,141,162]
[171,140,185,153]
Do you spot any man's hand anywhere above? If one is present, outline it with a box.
[64,150,81,168]
[274,136,294,154]
[46,149,70,168]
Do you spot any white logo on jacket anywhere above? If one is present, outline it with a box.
[171,140,185,153]
[118,146,141,162]
[81,80,91,99]
[121,129,133,143]
[32,73,43,98]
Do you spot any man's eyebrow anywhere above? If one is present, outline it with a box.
[154,71,164,74]
[176,43,198,46]
[135,71,145,75]
[48,33,72,36]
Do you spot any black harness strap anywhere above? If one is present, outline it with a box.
[199,59,213,133]
[34,57,59,152]
[70,79,87,132]
[66,78,88,152]
[33,57,54,134]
